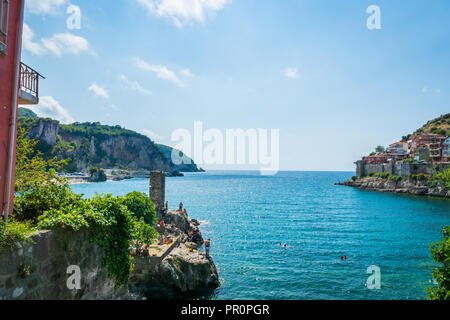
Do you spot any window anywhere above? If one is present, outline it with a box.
[0,0,9,54]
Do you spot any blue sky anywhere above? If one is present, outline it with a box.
[21,0,450,171]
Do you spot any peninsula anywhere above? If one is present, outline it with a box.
[339,114,450,198]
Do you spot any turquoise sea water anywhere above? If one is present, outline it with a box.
[71,171,450,300]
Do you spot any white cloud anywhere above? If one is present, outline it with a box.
[137,0,229,28]
[181,68,194,77]
[22,25,91,56]
[119,74,152,95]
[140,129,163,142]
[28,96,74,124]
[26,0,67,15]
[88,83,109,99]
[41,33,91,56]
[22,24,44,55]
[422,87,441,94]
[134,57,184,87]
[284,67,299,79]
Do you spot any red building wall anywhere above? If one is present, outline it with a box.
[0,0,24,217]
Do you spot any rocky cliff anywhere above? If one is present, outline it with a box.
[157,144,205,173]
[18,117,181,176]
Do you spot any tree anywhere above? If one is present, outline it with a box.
[13,127,78,222]
[428,226,450,300]
[375,145,385,153]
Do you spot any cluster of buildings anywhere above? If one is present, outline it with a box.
[364,133,450,164]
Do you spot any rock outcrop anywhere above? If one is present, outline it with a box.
[26,118,59,145]
[338,177,450,198]
[131,245,219,299]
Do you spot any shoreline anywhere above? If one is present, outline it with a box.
[337,176,450,199]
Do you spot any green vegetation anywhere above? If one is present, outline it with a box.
[121,191,158,225]
[370,172,403,182]
[402,158,414,163]
[375,146,385,153]
[0,220,35,249]
[428,226,450,300]
[374,172,390,179]
[6,128,160,287]
[17,117,169,173]
[435,169,450,189]
[405,169,450,189]
[413,113,450,137]
[18,107,37,118]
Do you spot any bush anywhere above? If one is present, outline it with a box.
[38,193,159,287]
[0,220,35,249]
[13,127,72,222]
[428,227,450,300]
[15,183,84,222]
[435,169,450,189]
[388,175,402,182]
[121,191,157,225]
[403,158,414,163]
[374,172,390,179]
[351,176,357,181]
[88,194,135,287]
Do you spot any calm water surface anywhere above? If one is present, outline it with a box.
[71,171,450,300]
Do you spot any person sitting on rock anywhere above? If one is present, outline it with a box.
[179,202,183,211]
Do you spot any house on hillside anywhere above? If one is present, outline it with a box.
[443,137,450,162]
[386,142,410,162]
[409,134,446,163]
[364,153,388,164]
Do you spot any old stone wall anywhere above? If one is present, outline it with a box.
[0,228,127,300]
[357,162,450,178]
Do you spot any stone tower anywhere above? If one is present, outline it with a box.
[355,160,366,178]
[150,170,165,211]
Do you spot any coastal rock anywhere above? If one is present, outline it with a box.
[164,210,191,233]
[136,245,219,299]
[339,177,449,198]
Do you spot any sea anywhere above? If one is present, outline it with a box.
[70,171,450,300]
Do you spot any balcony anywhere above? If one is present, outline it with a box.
[18,62,44,105]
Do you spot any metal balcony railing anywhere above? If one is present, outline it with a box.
[19,62,45,105]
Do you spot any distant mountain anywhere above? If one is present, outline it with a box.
[157,144,204,173]
[17,110,183,176]
[18,107,37,118]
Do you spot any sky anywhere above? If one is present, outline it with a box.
[21,0,450,171]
